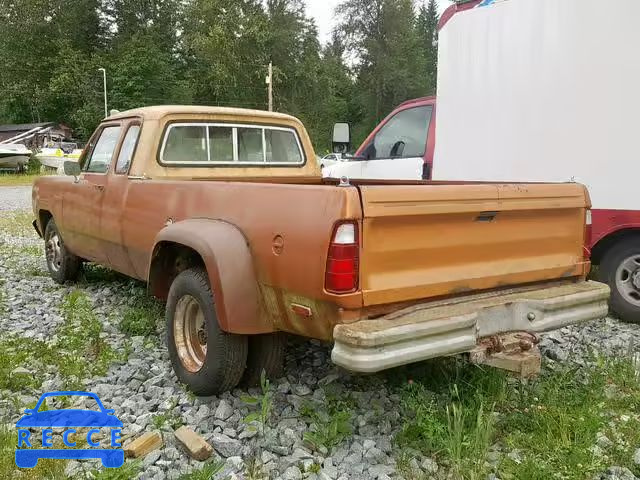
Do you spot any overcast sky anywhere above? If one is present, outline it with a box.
[305,0,452,44]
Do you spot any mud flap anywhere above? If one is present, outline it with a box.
[32,220,42,238]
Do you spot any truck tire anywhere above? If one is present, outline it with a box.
[241,333,286,387]
[44,219,81,284]
[166,267,248,395]
[599,237,640,324]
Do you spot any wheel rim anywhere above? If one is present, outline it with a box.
[615,254,640,307]
[45,231,63,272]
[174,294,208,373]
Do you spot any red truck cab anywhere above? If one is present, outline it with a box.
[324,97,436,181]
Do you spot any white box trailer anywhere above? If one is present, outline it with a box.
[435,0,640,322]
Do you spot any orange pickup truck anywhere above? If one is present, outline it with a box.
[32,106,609,394]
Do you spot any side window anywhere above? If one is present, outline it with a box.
[265,129,303,163]
[208,127,233,162]
[84,126,122,173]
[237,128,264,162]
[163,125,207,163]
[369,106,432,159]
[115,125,140,174]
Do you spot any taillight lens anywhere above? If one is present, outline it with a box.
[325,222,359,293]
[584,209,592,261]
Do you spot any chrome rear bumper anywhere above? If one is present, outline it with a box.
[331,281,610,373]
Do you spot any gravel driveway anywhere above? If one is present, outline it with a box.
[1,202,640,480]
[0,185,31,211]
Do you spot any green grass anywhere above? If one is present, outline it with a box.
[394,356,640,480]
[0,424,67,479]
[0,290,123,393]
[119,293,164,337]
[152,398,183,430]
[0,211,37,237]
[178,460,225,480]
[86,460,141,479]
[57,290,120,389]
[242,371,274,432]
[0,173,41,186]
[0,336,52,391]
[244,457,267,480]
[301,387,355,451]
[0,280,6,315]
[79,264,128,285]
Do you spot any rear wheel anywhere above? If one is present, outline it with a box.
[167,267,248,395]
[241,333,286,387]
[44,219,80,284]
[599,237,640,324]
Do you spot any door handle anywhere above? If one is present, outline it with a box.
[93,184,105,192]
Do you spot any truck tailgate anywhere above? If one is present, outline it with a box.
[358,183,589,306]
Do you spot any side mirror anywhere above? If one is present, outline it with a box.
[332,123,351,154]
[63,161,81,179]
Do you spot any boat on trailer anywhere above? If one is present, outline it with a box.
[36,142,82,173]
[0,143,32,171]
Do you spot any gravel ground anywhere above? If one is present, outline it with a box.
[1,197,640,480]
[0,185,31,211]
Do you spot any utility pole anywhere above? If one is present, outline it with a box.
[266,62,273,111]
[98,67,108,118]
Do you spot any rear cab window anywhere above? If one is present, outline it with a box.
[159,123,305,166]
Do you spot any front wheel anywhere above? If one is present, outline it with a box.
[166,267,248,395]
[44,219,80,284]
[599,237,640,324]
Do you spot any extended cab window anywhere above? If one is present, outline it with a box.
[160,123,304,165]
[115,125,140,174]
[238,128,264,162]
[208,127,233,162]
[266,129,303,163]
[364,106,432,160]
[84,126,122,173]
[163,125,207,163]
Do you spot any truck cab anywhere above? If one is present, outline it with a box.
[323,97,436,181]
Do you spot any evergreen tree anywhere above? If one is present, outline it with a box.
[336,0,430,137]
[416,0,440,94]
[0,0,440,150]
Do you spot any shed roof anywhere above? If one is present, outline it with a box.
[0,122,55,133]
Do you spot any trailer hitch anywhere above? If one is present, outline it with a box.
[469,332,541,378]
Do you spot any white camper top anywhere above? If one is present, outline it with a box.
[434,0,640,211]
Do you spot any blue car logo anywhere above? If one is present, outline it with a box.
[15,391,124,468]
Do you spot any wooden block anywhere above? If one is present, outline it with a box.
[174,426,213,461]
[124,431,163,458]
[483,348,541,378]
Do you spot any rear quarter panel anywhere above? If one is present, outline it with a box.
[123,180,363,339]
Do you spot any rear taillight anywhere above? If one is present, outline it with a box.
[325,222,359,293]
[584,209,592,261]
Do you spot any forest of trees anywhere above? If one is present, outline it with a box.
[0,0,443,151]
